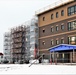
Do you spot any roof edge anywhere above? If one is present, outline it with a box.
[48,44,76,51]
[35,0,75,16]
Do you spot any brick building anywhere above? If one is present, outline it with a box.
[36,0,76,62]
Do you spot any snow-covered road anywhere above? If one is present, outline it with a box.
[0,64,76,74]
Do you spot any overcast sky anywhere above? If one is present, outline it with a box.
[0,0,69,53]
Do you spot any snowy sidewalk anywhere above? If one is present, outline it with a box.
[0,64,76,74]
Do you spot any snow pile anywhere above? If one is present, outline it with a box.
[0,64,76,74]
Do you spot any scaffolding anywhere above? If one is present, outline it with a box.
[25,25,30,60]
[20,17,39,60]
[11,25,26,63]
[30,17,39,59]
[4,16,38,63]
[3,32,12,62]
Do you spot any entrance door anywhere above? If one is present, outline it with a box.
[64,53,70,63]
[58,54,62,63]
[58,53,70,63]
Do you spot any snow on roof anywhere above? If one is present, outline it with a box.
[35,0,74,15]
[49,44,76,52]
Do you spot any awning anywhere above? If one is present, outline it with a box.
[49,44,76,52]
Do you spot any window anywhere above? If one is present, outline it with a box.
[43,17,45,21]
[51,40,54,45]
[51,27,53,32]
[56,26,58,31]
[42,41,45,45]
[5,49,8,50]
[61,25,64,30]
[68,5,76,16]
[43,29,45,33]
[51,14,53,19]
[30,51,34,55]
[61,10,64,16]
[68,20,76,31]
[61,39,64,44]
[4,53,7,55]
[56,40,59,45]
[68,37,76,45]
[1,56,3,58]
[75,6,76,13]
[56,12,58,18]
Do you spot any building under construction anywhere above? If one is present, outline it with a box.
[26,25,30,60]
[30,18,39,59]
[3,16,38,63]
[11,25,26,63]
[23,17,39,60]
[3,32,12,63]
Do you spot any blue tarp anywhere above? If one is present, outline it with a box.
[49,44,76,52]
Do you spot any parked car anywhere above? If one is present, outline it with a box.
[25,60,29,64]
[19,60,24,64]
[42,59,49,63]
[3,60,9,64]
[29,59,39,64]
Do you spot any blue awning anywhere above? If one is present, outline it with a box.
[49,44,76,52]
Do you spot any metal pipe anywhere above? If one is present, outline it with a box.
[73,48,74,63]
[53,50,54,63]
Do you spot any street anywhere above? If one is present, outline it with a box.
[0,64,76,74]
